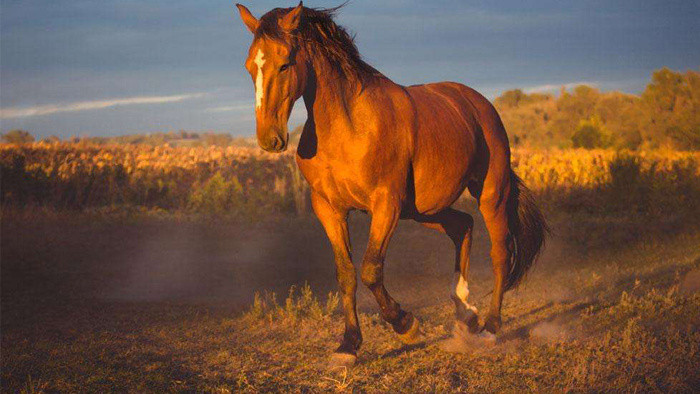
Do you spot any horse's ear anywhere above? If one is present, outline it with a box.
[235,3,259,34]
[279,2,303,33]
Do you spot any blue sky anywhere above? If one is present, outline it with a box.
[1,0,698,138]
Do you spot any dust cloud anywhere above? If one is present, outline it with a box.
[529,321,571,343]
[2,206,679,324]
[1,212,467,310]
[679,268,700,296]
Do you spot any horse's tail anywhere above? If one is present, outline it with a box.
[504,170,549,291]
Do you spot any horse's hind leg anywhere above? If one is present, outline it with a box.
[416,209,479,334]
[360,200,420,344]
[477,180,513,336]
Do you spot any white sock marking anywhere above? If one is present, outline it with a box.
[454,273,478,314]
[254,49,266,110]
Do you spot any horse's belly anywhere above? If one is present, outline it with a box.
[412,166,470,215]
[410,122,477,215]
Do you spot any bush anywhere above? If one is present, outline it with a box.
[596,152,700,214]
[2,130,34,144]
[572,116,611,149]
[187,172,244,215]
[667,125,700,150]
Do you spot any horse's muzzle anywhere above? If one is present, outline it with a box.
[258,130,288,153]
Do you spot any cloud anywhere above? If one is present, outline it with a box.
[523,81,598,94]
[204,104,253,113]
[0,93,206,119]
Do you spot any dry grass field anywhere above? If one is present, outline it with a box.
[2,143,700,392]
[2,207,700,392]
[2,142,699,215]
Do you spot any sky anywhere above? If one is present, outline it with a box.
[1,0,699,138]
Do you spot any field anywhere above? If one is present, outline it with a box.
[3,142,700,214]
[2,143,700,392]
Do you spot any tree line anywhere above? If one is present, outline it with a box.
[494,68,700,150]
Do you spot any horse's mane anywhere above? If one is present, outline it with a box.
[255,4,382,86]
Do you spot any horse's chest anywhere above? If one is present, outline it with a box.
[296,154,372,210]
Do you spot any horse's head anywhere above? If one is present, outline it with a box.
[236,2,308,153]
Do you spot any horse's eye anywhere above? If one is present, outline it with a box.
[280,64,290,72]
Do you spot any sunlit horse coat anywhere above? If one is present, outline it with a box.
[236,3,548,366]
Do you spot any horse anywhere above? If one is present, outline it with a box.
[235,2,548,366]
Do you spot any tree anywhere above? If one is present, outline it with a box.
[572,116,611,149]
[667,126,700,150]
[641,68,700,149]
[1,129,35,144]
[594,92,643,150]
[547,85,601,146]
[494,89,527,108]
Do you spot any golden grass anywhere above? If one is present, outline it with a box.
[2,141,699,215]
[513,148,700,192]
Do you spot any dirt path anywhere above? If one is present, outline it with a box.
[2,214,700,392]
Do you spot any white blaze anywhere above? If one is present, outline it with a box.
[454,273,478,314]
[254,49,266,110]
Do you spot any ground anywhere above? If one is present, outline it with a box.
[2,209,700,393]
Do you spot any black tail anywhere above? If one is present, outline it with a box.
[504,170,549,291]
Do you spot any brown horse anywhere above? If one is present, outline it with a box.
[235,2,548,366]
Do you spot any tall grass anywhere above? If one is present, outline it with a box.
[0,142,307,216]
[2,142,699,217]
[246,283,340,324]
[548,151,700,215]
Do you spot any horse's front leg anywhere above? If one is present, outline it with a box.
[311,193,360,367]
[360,198,421,344]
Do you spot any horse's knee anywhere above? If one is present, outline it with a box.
[360,259,382,289]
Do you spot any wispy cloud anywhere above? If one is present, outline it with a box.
[523,81,598,94]
[204,104,252,113]
[0,93,206,119]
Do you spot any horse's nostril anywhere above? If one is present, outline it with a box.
[271,135,285,150]
[272,136,281,149]
[260,133,285,152]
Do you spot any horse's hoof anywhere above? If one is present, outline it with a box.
[397,315,421,345]
[483,315,502,334]
[464,311,480,333]
[328,352,357,369]
[477,330,497,344]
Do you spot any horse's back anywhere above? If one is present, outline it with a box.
[404,81,511,214]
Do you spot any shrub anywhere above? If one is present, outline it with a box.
[246,283,339,324]
[572,116,611,149]
[187,172,244,215]
[592,152,700,214]
[2,130,34,144]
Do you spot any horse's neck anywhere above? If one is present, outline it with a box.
[304,67,355,128]
[302,59,384,139]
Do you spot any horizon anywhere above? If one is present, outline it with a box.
[1,0,699,138]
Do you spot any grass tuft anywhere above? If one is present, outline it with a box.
[246,282,339,324]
